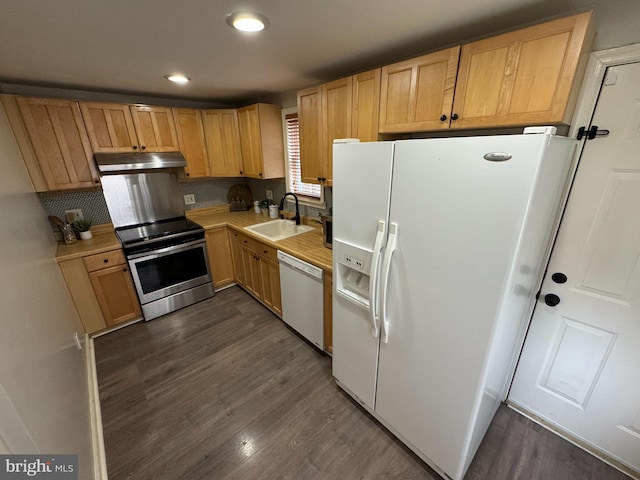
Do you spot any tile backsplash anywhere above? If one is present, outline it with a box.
[38,189,111,224]
[38,178,249,225]
[38,177,332,226]
[181,178,245,211]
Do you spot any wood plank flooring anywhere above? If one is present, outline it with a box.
[94,286,631,480]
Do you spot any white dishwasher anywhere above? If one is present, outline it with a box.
[277,250,324,350]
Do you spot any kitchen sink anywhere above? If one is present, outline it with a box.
[244,219,314,241]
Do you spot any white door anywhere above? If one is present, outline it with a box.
[509,62,640,474]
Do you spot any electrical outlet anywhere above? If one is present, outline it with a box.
[266,190,273,200]
[184,194,196,205]
[65,209,83,223]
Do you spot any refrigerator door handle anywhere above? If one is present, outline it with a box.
[368,220,386,338]
[379,223,398,344]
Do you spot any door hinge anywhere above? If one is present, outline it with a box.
[577,125,610,140]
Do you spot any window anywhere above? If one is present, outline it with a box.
[283,108,324,207]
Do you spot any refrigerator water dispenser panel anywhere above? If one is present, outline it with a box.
[335,240,373,309]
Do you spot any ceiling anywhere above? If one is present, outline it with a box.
[0,0,611,105]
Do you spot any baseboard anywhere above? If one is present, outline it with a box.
[86,335,109,480]
[507,402,639,480]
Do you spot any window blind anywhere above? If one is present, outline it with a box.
[286,114,321,199]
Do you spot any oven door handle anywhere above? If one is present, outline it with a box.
[126,238,206,260]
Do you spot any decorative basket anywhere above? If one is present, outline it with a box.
[227,185,253,211]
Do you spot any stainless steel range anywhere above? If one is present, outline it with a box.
[96,152,214,321]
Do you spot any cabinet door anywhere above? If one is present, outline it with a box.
[322,77,352,185]
[130,105,179,152]
[239,245,255,293]
[260,256,282,316]
[241,245,263,298]
[206,227,234,288]
[58,257,107,334]
[323,272,332,354]
[452,12,593,129]
[229,230,246,286]
[89,264,142,327]
[237,105,263,178]
[379,47,460,133]
[352,68,381,143]
[173,108,209,178]
[79,101,139,153]
[256,103,285,179]
[297,86,323,185]
[16,97,100,191]
[202,109,243,177]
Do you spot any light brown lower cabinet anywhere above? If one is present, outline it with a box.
[323,272,332,354]
[227,228,331,351]
[260,256,282,317]
[205,226,235,288]
[228,228,282,317]
[59,248,142,334]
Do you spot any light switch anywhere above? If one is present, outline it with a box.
[184,194,196,205]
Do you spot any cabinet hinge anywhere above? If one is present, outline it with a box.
[577,125,610,141]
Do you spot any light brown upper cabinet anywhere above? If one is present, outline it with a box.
[80,101,179,153]
[237,103,285,179]
[298,68,381,186]
[201,109,244,177]
[352,69,382,143]
[320,77,353,186]
[2,96,100,192]
[130,105,180,152]
[379,47,460,133]
[451,11,594,129]
[173,108,209,178]
[297,86,323,185]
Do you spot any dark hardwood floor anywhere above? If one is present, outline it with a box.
[94,286,631,480]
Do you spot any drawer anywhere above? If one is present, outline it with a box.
[256,243,277,262]
[237,232,259,252]
[83,249,126,272]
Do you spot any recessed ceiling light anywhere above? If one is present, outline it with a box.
[226,12,270,32]
[165,74,190,84]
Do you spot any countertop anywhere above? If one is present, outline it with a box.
[55,208,333,272]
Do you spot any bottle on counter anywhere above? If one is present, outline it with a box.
[61,223,77,244]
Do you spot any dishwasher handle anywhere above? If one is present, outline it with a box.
[277,250,323,280]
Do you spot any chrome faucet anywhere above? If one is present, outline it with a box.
[279,192,301,225]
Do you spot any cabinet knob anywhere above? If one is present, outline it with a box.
[186,172,190,177]
[240,171,243,175]
[103,259,109,263]
[141,145,146,150]
[132,145,138,150]
[94,179,100,184]
[544,294,561,307]
[451,113,459,121]
[440,114,447,121]
[317,177,321,181]
[122,268,128,272]
[259,173,263,177]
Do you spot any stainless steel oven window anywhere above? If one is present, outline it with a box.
[127,239,212,305]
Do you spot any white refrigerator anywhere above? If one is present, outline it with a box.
[332,128,576,480]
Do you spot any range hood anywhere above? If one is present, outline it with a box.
[95,152,187,173]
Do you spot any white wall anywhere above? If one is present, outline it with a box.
[0,105,94,476]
